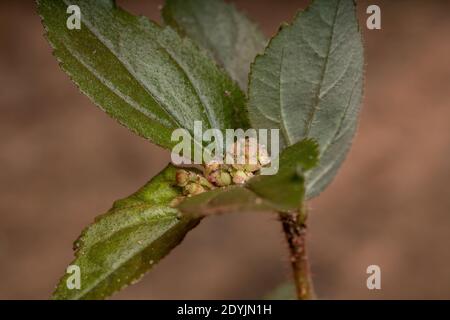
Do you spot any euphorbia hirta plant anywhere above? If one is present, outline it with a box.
[37,0,364,300]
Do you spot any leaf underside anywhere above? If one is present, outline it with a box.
[248,0,364,199]
[162,0,266,91]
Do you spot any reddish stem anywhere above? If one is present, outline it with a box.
[280,209,315,300]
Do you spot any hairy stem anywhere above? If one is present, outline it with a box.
[280,206,315,300]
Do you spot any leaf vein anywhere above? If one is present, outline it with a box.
[303,0,342,137]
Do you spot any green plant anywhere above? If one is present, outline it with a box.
[37,0,364,300]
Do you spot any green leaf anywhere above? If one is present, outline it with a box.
[247,139,319,211]
[162,0,266,90]
[178,185,272,218]
[37,0,247,151]
[180,139,319,215]
[52,165,199,300]
[248,0,364,199]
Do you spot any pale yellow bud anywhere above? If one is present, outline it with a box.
[175,169,190,187]
[232,170,248,184]
[184,183,205,196]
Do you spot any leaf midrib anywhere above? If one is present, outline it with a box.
[278,48,294,145]
[61,0,187,130]
[62,0,223,132]
[302,0,341,138]
[61,44,176,128]
[305,74,361,190]
[71,213,180,300]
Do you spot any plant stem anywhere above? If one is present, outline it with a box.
[280,206,315,300]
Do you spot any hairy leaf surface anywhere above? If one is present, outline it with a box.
[248,0,364,198]
[38,0,247,151]
[163,0,266,90]
[52,166,199,300]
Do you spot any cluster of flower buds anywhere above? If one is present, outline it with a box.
[175,138,271,196]
[175,169,214,196]
[226,137,271,183]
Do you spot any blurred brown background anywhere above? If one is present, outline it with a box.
[1,0,449,299]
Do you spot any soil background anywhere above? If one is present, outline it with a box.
[1,0,450,299]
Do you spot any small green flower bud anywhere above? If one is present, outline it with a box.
[207,171,217,184]
[184,182,205,196]
[188,171,199,182]
[232,170,248,184]
[204,160,221,176]
[175,169,190,187]
[209,170,231,187]
[197,175,214,189]
[216,171,232,187]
